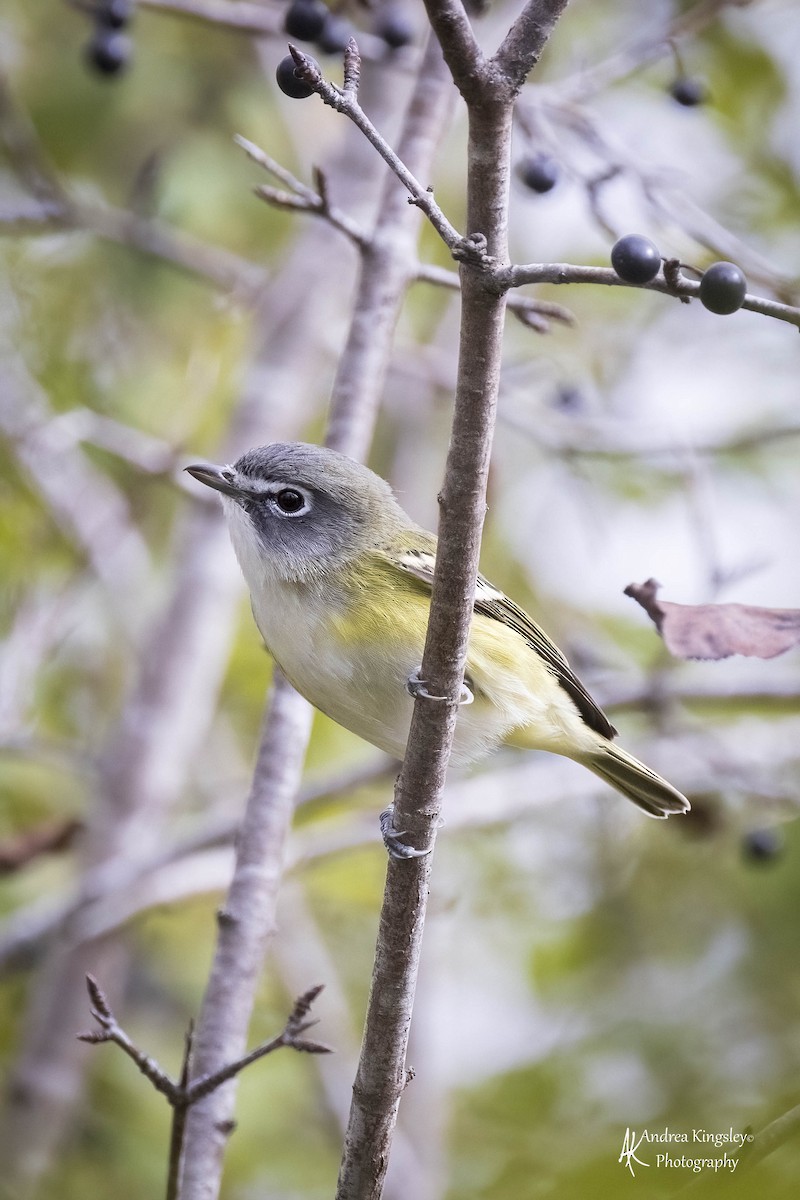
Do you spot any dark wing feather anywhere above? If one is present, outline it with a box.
[396,548,617,741]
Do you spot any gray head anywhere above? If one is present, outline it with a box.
[186,442,409,582]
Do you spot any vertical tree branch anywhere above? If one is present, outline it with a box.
[334,104,512,1200]
[336,5,570,1197]
[177,37,457,1199]
[492,0,572,81]
[176,673,315,1200]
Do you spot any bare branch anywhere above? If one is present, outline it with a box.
[44,408,180,475]
[737,1100,800,1173]
[326,33,457,455]
[0,200,68,230]
[138,0,278,35]
[250,172,370,250]
[415,260,575,329]
[234,134,320,202]
[1,326,295,1184]
[518,91,796,299]
[334,46,518,1200]
[501,406,800,459]
[498,262,800,329]
[0,820,82,874]
[1,69,263,295]
[0,70,68,204]
[178,676,314,1194]
[186,985,332,1105]
[71,200,265,298]
[0,358,153,629]
[560,0,743,102]
[78,974,329,1117]
[420,0,485,98]
[492,0,572,87]
[287,43,471,258]
[165,1024,194,1200]
[78,976,182,1104]
[239,131,577,331]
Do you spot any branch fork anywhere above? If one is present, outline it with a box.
[286,41,488,264]
[79,975,332,1107]
[78,974,331,1197]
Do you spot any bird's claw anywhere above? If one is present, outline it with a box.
[406,668,474,706]
[380,804,431,860]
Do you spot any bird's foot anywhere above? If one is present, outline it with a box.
[406,667,474,706]
[379,804,431,860]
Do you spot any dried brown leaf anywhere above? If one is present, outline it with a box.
[624,578,800,661]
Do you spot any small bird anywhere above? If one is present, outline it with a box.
[186,442,689,821]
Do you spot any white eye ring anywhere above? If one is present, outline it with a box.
[271,486,312,517]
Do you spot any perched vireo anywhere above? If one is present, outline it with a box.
[186,442,689,820]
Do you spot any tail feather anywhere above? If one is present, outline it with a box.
[581,742,690,819]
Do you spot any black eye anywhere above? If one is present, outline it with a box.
[275,488,306,514]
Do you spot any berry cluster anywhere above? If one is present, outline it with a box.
[610,235,748,315]
[84,0,134,77]
[282,0,414,61]
[278,2,414,99]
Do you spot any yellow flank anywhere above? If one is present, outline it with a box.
[326,552,596,766]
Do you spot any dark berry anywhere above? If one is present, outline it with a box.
[85,29,131,76]
[699,261,747,314]
[742,828,784,864]
[553,385,584,413]
[669,76,708,107]
[284,0,327,42]
[97,0,134,29]
[517,154,559,194]
[375,7,415,49]
[316,14,353,55]
[275,54,315,98]
[611,234,662,284]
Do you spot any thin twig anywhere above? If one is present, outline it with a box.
[185,986,332,1104]
[736,1100,800,1173]
[236,134,374,250]
[167,1024,195,1200]
[498,262,800,329]
[78,975,182,1104]
[501,407,800,459]
[415,260,575,328]
[0,358,153,629]
[519,91,797,299]
[234,135,320,203]
[287,42,475,259]
[241,134,576,329]
[0,71,69,204]
[79,975,329,1107]
[560,0,742,102]
[138,0,278,35]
